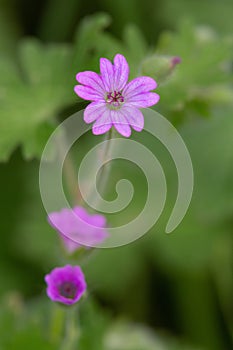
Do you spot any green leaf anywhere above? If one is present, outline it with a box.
[79,300,110,350]
[72,13,123,71]
[123,24,147,61]
[154,22,233,121]
[146,106,233,271]
[0,39,76,161]
[0,297,55,350]
[0,13,149,162]
[22,121,56,160]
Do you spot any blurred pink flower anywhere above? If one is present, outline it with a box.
[74,54,160,137]
[45,265,86,305]
[170,56,182,67]
[48,206,108,252]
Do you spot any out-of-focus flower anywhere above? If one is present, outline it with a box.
[45,265,87,305]
[74,54,160,137]
[170,56,182,67]
[141,55,182,84]
[48,206,108,252]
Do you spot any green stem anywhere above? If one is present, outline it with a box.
[57,138,81,206]
[49,304,79,350]
[49,304,66,345]
[89,128,115,208]
[60,307,79,350]
[63,153,82,206]
[60,128,116,209]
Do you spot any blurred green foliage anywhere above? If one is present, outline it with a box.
[0,0,233,349]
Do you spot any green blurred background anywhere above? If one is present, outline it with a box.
[0,0,232,349]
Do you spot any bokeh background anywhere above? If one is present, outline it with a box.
[0,0,232,349]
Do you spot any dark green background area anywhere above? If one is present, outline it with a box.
[0,0,232,349]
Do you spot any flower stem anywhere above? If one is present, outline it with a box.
[57,139,81,206]
[60,306,79,350]
[87,128,116,208]
[60,127,116,209]
[49,304,79,350]
[63,153,81,205]
[49,304,66,344]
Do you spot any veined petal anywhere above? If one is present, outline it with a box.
[113,54,129,91]
[100,58,114,92]
[111,110,131,137]
[74,85,103,101]
[92,109,112,135]
[123,76,157,98]
[76,71,105,94]
[127,92,160,108]
[121,105,144,131]
[84,101,107,123]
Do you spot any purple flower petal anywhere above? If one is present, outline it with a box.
[121,105,144,132]
[92,109,112,135]
[74,85,104,101]
[113,54,129,91]
[83,101,107,123]
[86,213,107,227]
[73,206,89,221]
[60,234,82,253]
[171,56,182,66]
[111,110,131,137]
[48,209,76,234]
[74,53,160,137]
[127,92,160,108]
[123,76,157,98]
[76,71,105,95]
[48,206,108,252]
[45,265,87,305]
[100,58,114,92]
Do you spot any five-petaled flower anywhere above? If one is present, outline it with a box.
[48,206,108,252]
[45,265,87,305]
[74,54,160,137]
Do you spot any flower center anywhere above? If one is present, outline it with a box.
[106,91,124,108]
[59,282,77,299]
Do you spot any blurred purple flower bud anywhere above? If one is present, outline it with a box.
[45,265,87,305]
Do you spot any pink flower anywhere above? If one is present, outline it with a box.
[48,206,108,252]
[45,265,87,305]
[170,56,182,67]
[74,54,160,137]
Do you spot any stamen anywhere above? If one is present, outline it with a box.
[106,91,124,108]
